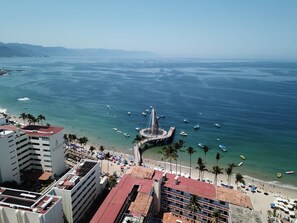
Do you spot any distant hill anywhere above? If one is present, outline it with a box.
[0,42,157,58]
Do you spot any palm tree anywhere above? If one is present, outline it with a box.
[108,175,117,188]
[212,165,223,185]
[105,152,111,174]
[37,114,46,125]
[78,136,88,146]
[186,146,196,178]
[235,173,245,189]
[89,145,96,156]
[215,152,221,164]
[163,145,178,174]
[158,149,167,172]
[225,163,236,186]
[27,114,37,125]
[187,195,201,220]
[19,112,27,124]
[211,209,221,223]
[196,157,206,181]
[99,145,105,174]
[174,140,185,174]
[179,149,185,175]
[203,145,209,163]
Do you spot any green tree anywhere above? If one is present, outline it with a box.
[212,165,223,185]
[203,145,209,163]
[187,195,201,221]
[78,136,88,146]
[163,145,178,174]
[174,139,185,174]
[108,175,117,188]
[196,157,207,181]
[186,146,196,178]
[19,112,27,124]
[211,209,221,223]
[105,152,111,174]
[215,152,221,164]
[37,114,46,125]
[235,173,245,189]
[225,163,236,186]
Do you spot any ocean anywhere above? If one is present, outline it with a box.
[0,57,297,187]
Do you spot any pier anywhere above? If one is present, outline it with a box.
[134,107,175,165]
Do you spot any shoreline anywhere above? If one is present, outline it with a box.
[2,109,297,197]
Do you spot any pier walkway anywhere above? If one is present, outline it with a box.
[134,127,175,165]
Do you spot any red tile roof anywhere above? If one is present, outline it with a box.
[0,125,19,131]
[90,172,155,223]
[163,172,217,200]
[22,125,63,137]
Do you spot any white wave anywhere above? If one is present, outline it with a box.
[18,97,30,101]
[0,107,7,114]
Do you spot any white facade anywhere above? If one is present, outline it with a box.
[0,129,20,184]
[0,125,66,184]
[51,159,103,223]
[0,188,63,223]
[0,115,8,125]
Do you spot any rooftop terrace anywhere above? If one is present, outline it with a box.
[22,125,63,137]
[0,187,60,214]
[56,159,97,190]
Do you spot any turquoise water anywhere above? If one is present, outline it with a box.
[0,57,297,186]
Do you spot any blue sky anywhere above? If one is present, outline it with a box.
[0,1,297,58]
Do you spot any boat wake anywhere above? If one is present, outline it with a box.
[18,97,30,101]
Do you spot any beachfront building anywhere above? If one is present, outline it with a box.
[0,114,8,125]
[49,159,105,223]
[0,187,63,223]
[91,166,253,223]
[0,124,66,184]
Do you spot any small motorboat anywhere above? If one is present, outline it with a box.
[145,109,151,114]
[194,124,200,130]
[180,131,187,136]
[135,127,140,131]
[142,112,147,116]
[198,143,204,148]
[124,133,130,138]
[219,144,227,152]
[277,172,282,178]
[214,123,221,128]
[285,171,294,174]
[238,162,243,167]
[240,155,246,160]
[183,119,189,123]
[128,112,131,115]
[113,128,118,131]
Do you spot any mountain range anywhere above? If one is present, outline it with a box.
[0,42,157,58]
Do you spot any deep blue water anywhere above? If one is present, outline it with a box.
[0,57,297,186]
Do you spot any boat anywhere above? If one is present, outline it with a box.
[194,124,200,130]
[117,130,122,133]
[240,155,246,160]
[183,119,189,123]
[159,115,165,118]
[135,127,140,131]
[285,171,294,174]
[141,112,147,116]
[214,123,221,128]
[219,144,227,152]
[277,172,282,178]
[128,112,131,115]
[198,143,204,148]
[145,109,151,114]
[123,133,130,138]
[180,131,187,136]
[113,128,118,131]
[238,162,243,167]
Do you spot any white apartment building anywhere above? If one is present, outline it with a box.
[0,125,66,184]
[50,159,104,223]
[0,187,63,223]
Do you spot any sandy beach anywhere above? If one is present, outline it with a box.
[4,111,297,222]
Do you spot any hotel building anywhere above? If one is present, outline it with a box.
[0,124,66,184]
[50,159,105,223]
[0,187,63,223]
[91,166,253,223]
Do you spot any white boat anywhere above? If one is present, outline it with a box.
[219,144,227,152]
[194,124,200,129]
[113,128,118,131]
[198,143,204,148]
[238,162,243,167]
[285,171,294,174]
[124,133,130,138]
[183,119,189,123]
[214,123,221,128]
[135,127,140,131]
[128,112,131,115]
[145,109,151,114]
[117,130,122,133]
[142,112,147,116]
[180,131,187,136]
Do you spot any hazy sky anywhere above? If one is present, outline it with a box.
[1,1,297,59]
